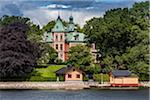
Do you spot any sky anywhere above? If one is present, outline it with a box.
[0,0,148,28]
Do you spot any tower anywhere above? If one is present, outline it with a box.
[51,15,66,62]
[67,16,75,32]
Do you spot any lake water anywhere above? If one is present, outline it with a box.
[0,89,149,100]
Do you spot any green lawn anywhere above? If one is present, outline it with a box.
[36,65,66,77]
[29,65,66,81]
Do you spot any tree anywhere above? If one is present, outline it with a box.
[0,22,41,81]
[83,1,149,80]
[67,45,94,70]
[37,43,58,65]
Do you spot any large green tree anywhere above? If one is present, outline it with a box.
[67,45,94,69]
[83,1,149,80]
[37,43,58,65]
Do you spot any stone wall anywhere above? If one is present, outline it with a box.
[0,82,88,90]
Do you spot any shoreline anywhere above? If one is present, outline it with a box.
[0,82,149,90]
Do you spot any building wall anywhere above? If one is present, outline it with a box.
[65,70,83,81]
[110,75,139,84]
[52,32,66,61]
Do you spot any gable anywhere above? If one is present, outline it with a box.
[52,18,65,32]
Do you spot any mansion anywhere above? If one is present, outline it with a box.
[43,15,97,62]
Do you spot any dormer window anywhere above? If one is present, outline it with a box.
[74,35,79,40]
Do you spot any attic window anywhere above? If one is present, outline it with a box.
[56,26,59,29]
[73,69,75,71]
[74,35,79,40]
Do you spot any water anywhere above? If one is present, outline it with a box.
[0,89,149,100]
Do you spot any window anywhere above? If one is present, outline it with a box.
[76,74,80,78]
[74,35,79,40]
[60,35,63,41]
[68,74,72,78]
[56,44,58,50]
[73,69,75,71]
[55,35,58,41]
[60,44,63,50]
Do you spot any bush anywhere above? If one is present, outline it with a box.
[29,76,57,82]
[83,76,89,81]
[55,59,63,65]
[58,76,65,81]
[93,74,109,83]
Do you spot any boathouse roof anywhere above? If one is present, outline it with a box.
[112,70,131,77]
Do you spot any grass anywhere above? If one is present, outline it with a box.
[29,65,66,81]
[36,65,66,78]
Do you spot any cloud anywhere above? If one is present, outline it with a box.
[23,8,104,28]
[0,1,23,17]
[40,4,71,9]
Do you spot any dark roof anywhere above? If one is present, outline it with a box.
[55,67,67,75]
[112,70,131,77]
[55,66,83,75]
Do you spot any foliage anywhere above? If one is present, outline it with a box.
[37,43,58,65]
[0,22,42,81]
[67,45,94,69]
[85,64,101,74]
[93,74,109,82]
[55,59,64,65]
[83,1,149,80]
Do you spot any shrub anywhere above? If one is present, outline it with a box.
[93,74,109,82]
[83,76,89,81]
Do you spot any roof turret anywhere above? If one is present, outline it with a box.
[69,16,73,24]
[67,16,75,32]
